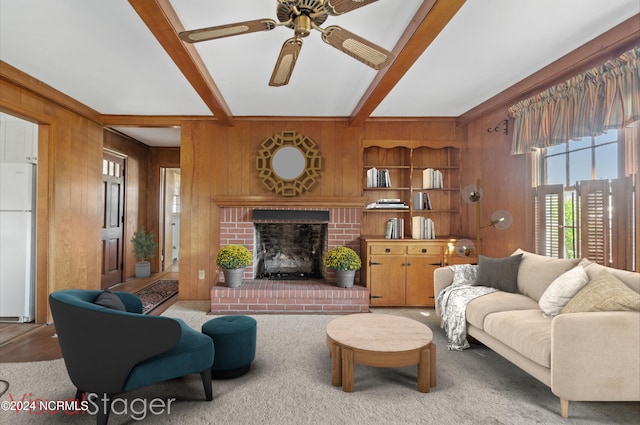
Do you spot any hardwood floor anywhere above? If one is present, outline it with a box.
[0,269,179,363]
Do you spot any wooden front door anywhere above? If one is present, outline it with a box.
[101,152,125,289]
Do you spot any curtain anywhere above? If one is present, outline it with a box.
[509,47,640,154]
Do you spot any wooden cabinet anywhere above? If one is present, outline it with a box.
[362,140,461,238]
[360,140,476,307]
[361,237,477,307]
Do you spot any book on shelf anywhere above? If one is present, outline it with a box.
[412,192,432,210]
[422,168,443,189]
[366,167,392,188]
[411,216,436,239]
[366,199,408,209]
[385,218,404,239]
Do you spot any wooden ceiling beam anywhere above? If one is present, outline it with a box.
[128,0,234,126]
[349,0,466,127]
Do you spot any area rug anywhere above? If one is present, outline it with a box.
[135,280,178,314]
[0,303,638,424]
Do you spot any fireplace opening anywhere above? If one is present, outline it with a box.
[253,210,329,280]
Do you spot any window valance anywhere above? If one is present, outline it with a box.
[509,47,639,154]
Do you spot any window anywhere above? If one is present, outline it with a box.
[535,130,636,269]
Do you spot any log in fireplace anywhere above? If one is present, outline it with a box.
[253,210,329,279]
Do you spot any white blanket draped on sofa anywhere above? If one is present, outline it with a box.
[436,264,497,350]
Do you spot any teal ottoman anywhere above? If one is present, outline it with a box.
[202,315,257,379]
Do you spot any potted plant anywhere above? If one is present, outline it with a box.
[323,246,362,288]
[131,226,158,278]
[216,244,253,288]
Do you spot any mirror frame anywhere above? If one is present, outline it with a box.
[256,131,322,196]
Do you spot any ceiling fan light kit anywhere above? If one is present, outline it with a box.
[178,0,395,86]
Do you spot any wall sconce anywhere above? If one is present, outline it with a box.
[487,119,509,135]
[460,180,512,256]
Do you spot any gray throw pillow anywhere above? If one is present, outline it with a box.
[474,254,523,293]
[94,290,126,311]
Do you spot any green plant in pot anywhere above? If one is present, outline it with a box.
[323,246,361,288]
[216,244,252,288]
[131,226,159,278]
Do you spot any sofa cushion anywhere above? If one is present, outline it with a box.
[474,254,523,293]
[514,249,581,302]
[538,265,589,317]
[466,291,540,330]
[561,270,640,314]
[483,309,552,368]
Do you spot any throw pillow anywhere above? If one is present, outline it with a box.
[561,270,640,314]
[474,254,523,293]
[94,290,126,311]
[513,248,581,302]
[449,264,478,287]
[538,265,589,317]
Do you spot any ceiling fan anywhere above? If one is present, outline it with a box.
[178,0,395,87]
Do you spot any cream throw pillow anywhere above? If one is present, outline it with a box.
[538,265,589,317]
[561,270,640,314]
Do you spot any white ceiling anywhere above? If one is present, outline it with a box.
[1,0,638,146]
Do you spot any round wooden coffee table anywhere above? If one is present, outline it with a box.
[326,313,436,393]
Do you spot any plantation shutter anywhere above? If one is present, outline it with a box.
[610,178,633,270]
[578,180,608,265]
[534,184,564,257]
[578,178,633,268]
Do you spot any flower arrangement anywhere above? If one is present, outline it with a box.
[323,246,362,271]
[216,244,253,269]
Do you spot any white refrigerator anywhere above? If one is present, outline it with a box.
[0,162,36,322]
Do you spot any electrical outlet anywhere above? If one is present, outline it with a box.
[198,270,205,280]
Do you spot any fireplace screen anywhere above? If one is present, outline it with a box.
[254,222,327,279]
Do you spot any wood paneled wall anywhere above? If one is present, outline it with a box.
[1,78,104,322]
[179,119,362,299]
[178,118,463,299]
[461,109,532,258]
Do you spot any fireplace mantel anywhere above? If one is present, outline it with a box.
[214,196,367,208]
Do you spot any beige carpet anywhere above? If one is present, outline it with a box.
[0,301,637,424]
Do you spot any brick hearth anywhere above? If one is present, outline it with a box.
[213,206,366,314]
[210,279,370,314]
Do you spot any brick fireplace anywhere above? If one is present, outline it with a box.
[211,206,369,314]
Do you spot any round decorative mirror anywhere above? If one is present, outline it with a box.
[272,146,306,180]
[256,131,322,196]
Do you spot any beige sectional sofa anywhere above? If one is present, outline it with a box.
[434,249,640,418]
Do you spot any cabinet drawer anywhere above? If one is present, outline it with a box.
[407,245,442,255]
[370,245,406,255]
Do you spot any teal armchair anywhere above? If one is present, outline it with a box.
[49,289,214,425]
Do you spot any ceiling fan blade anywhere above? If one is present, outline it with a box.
[321,26,394,70]
[324,0,379,15]
[179,19,277,43]
[269,38,303,87]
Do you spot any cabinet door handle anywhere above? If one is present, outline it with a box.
[385,248,391,253]
[369,261,383,266]
[370,295,383,299]
[429,262,442,266]
[421,248,427,253]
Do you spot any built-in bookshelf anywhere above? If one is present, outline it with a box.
[362,139,462,239]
